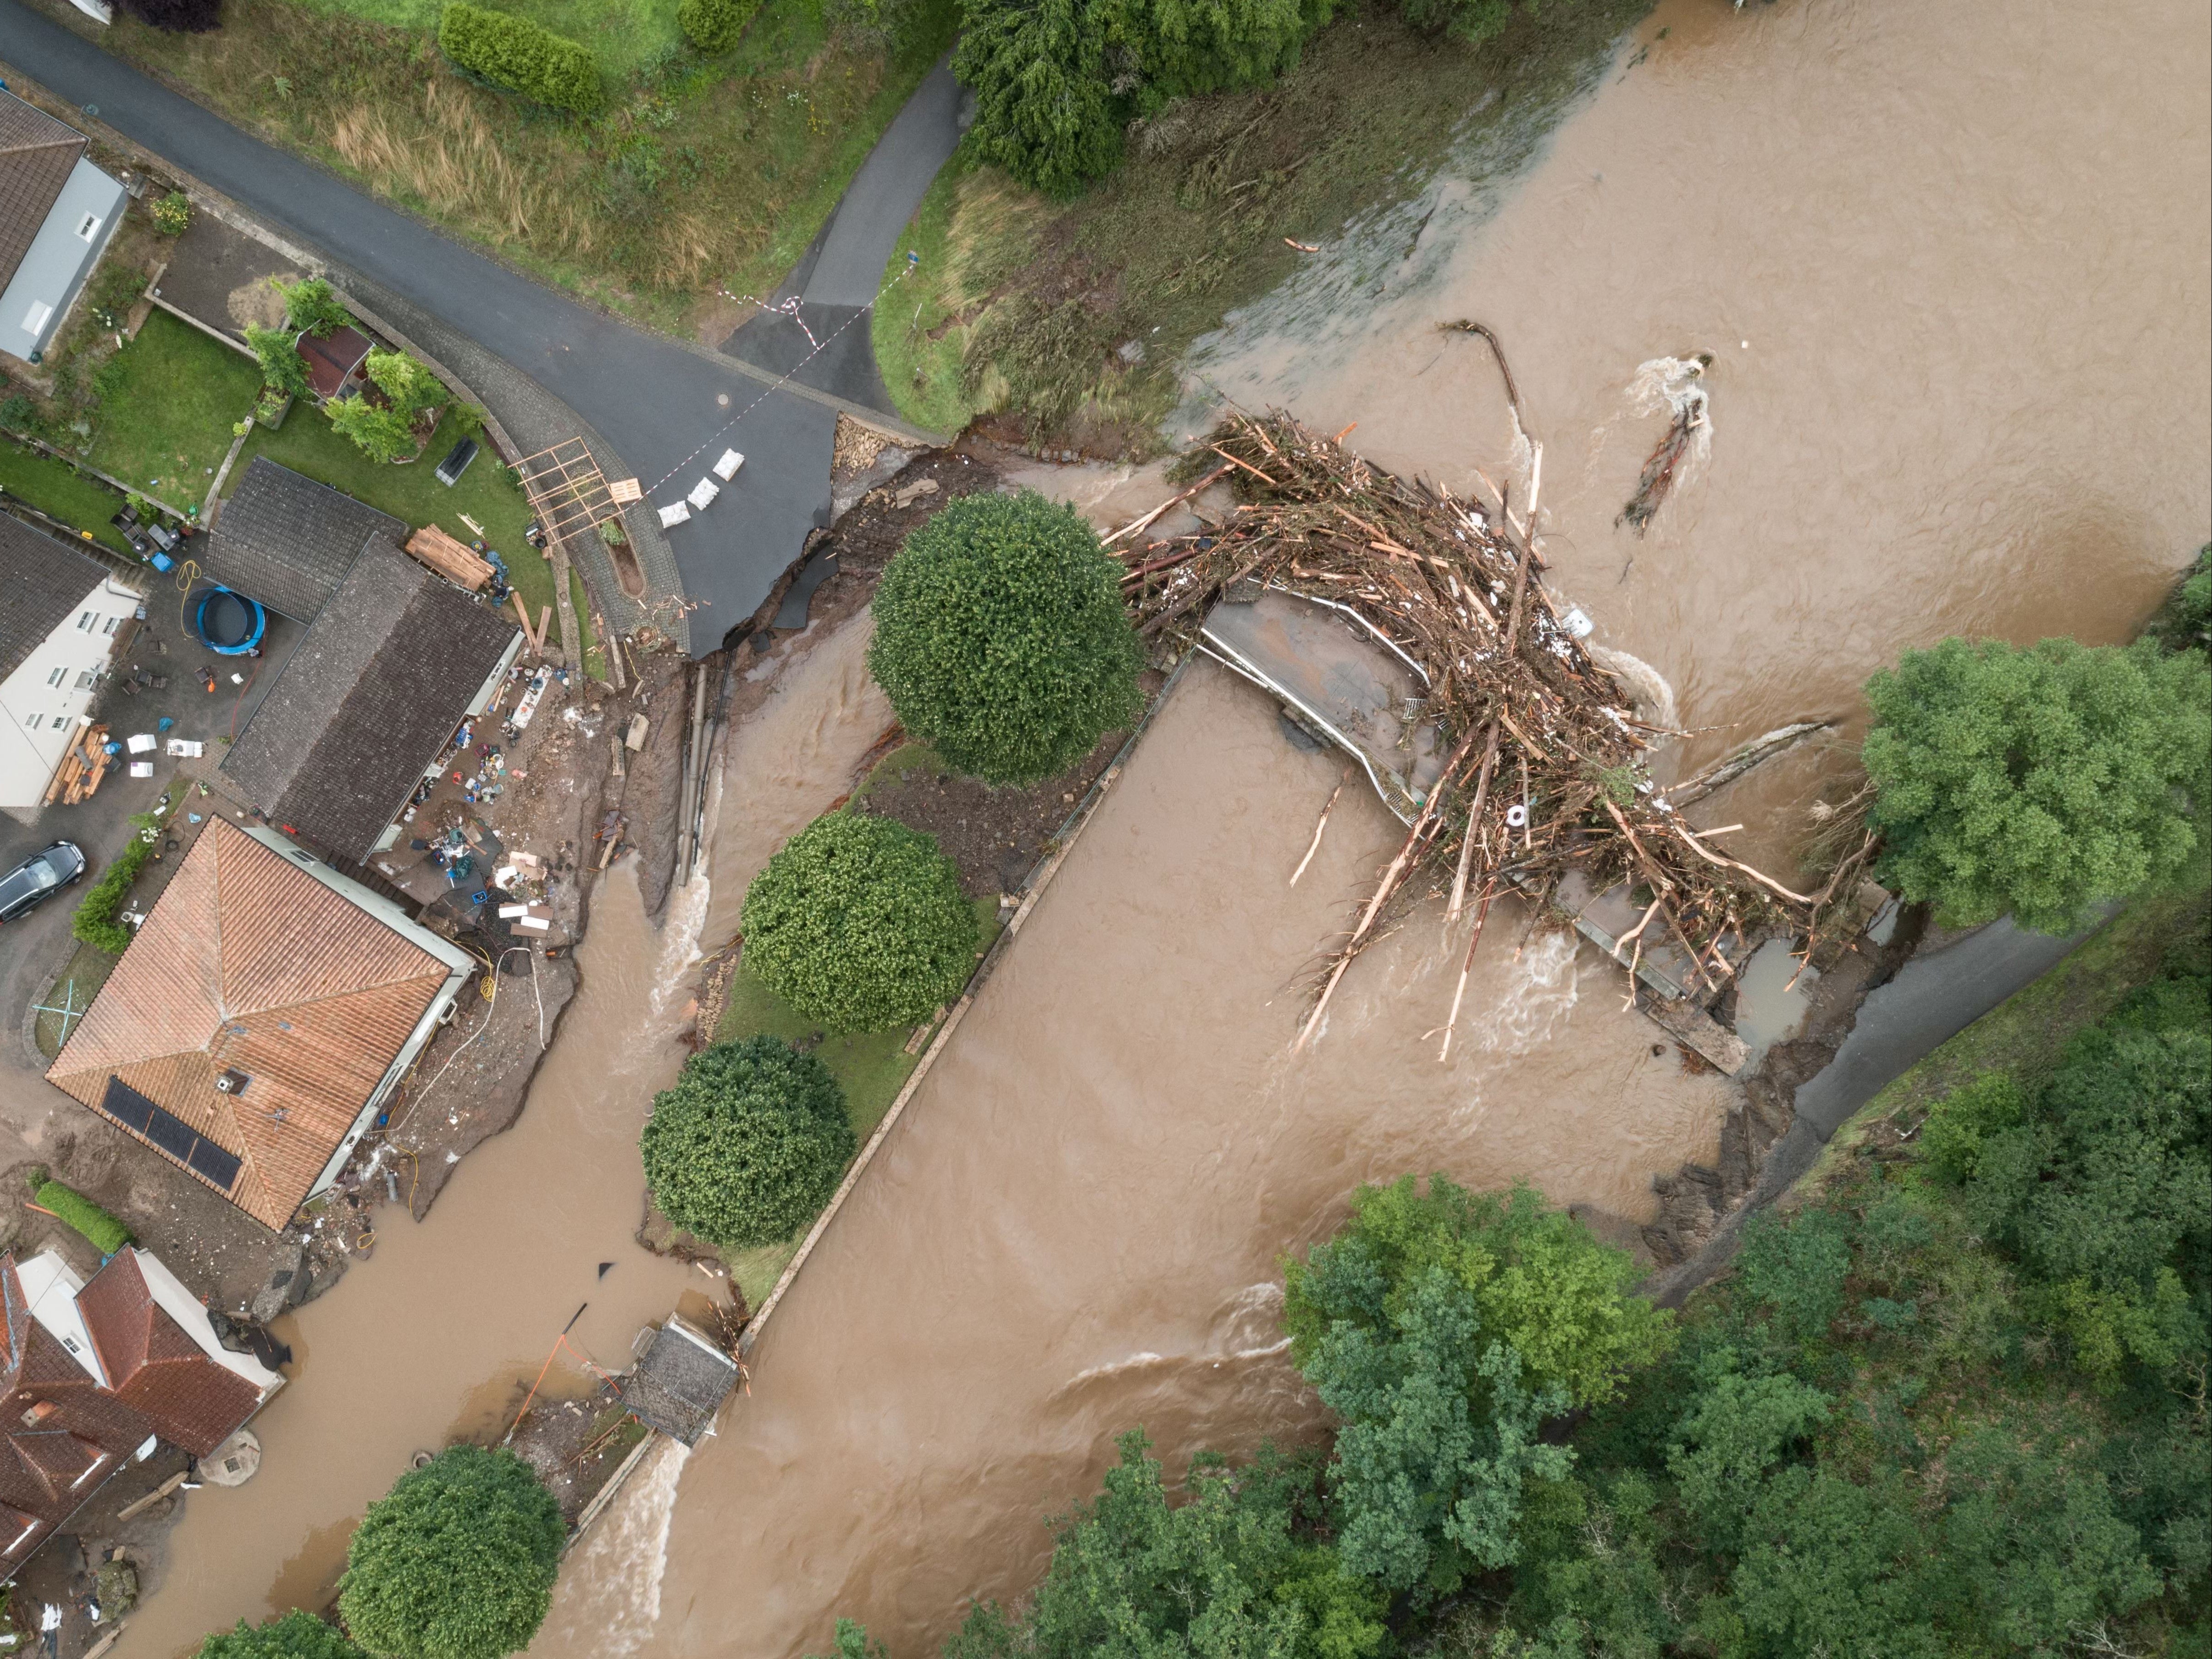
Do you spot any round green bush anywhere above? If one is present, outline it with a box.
[336,1446,562,1659]
[740,812,978,1033]
[641,1035,855,1249]
[679,0,758,53]
[198,1611,364,1659]
[868,488,1144,786]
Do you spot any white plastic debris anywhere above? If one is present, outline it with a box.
[126,732,156,754]
[165,738,205,757]
[1561,607,1595,639]
[658,501,692,529]
[497,903,529,919]
[127,761,154,778]
[687,477,721,511]
[713,449,745,481]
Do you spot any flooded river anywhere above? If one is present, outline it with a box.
[1189,0,2210,871]
[537,0,2208,1654]
[118,0,2207,1650]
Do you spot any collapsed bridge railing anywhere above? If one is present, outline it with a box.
[1119,408,1877,1061]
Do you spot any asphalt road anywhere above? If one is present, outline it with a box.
[723,56,965,412]
[0,0,836,654]
[1750,911,2104,1204]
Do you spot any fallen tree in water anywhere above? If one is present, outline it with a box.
[1119,407,1870,1057]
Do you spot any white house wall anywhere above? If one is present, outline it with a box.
[0,574,140,817]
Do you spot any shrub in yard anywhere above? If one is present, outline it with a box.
[679,0,759,53]
[71,836,153,954]
[338,1446,562,1659]
[1862,636,2211,933]
[276,276,352,339]
[363,348,446,418]
[327,395,420,464]
[438,4,605,115]
[740,812,978,1033]
[640,1036,855,1249]
[869,488,1144,786]
[197,1610,364,1659]
[33,1180,132,1256]
[150,192,192,236]
[244,324,309,397]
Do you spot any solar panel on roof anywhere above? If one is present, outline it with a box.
[142,1107,197,1162]
[99,1076,157,1133]
[186,1140,243,1191]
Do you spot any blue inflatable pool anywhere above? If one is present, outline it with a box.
[195,587,266,656]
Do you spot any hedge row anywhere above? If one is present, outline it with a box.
[437,3,604,114]
[71,835,152,955]
[34,1180,132,1256]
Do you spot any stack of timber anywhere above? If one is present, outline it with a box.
[405,526,495,591]
[1123,408,1874,1059]
[43,723,111,806]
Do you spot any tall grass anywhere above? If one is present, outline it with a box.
[69,0,956,328]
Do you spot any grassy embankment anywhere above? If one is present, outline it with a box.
[708,743,997,1307]
[54,0,957,333]
[1802,881,2211,1195]
[873,0,1647,451]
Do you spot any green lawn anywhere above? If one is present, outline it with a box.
[86,311,261,504]
[0,440,134,555]
[231,403,595,668]
[709,888,1000,1308]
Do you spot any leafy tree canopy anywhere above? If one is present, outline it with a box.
[327,395,419,464]
[1283,1177,1667,1597]
[1862,635,2212,933]
[364,349,445,417]
[942,1432,1388,1659]
[640,1035,856,1250]
[198,1612,364,1659]
[741,811,978,1033]
[337,1446,563,1659]
[276,276,353,339]
[245,323,310,397]
[870,489,1144,785]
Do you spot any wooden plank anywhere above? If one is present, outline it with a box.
[511,591,541,652]
[406,526,494,591]
[537,606,553,651]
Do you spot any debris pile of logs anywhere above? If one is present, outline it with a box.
[43,723,111,807]
[1120,409,1864,1058]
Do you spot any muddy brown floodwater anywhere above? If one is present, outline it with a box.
[541,661,1733,1659]
[1189,0,2210,874]
[535,0,2209,1654]
[121,864,703,1659]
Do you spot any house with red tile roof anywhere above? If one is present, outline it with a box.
[1,1248,282,1581]
[46,818,478,1231]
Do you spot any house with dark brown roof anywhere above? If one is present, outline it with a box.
[2,1248,281,1580]
[201,455,405,623]
[297,324,373,402]
[45,818,477,1231]
[222,534,523,862]
[0,91,126,364]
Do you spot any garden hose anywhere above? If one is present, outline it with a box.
[173,556,200,639]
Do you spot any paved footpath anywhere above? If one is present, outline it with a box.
[0,0,842,652]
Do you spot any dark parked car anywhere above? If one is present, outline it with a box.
[0,841,87,924]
